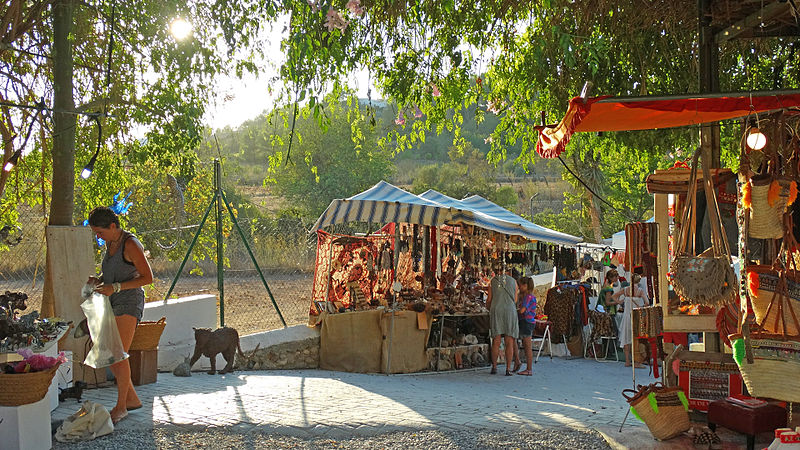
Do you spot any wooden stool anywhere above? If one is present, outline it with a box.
[707,399,786,450]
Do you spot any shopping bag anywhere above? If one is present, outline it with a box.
[54,400,114,442]
[80,291,128,368]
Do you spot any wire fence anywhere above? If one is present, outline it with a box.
[0,200,321,337]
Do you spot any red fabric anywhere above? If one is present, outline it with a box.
[310,230,393,315]
[536,93,800,158]
[662,332,688,347]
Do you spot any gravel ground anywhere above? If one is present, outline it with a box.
[53,427,611,449]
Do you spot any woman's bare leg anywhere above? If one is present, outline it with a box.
[504,336,515,373]
[109,315,140,419]
[491,335,502,370]
[523,337,533,371]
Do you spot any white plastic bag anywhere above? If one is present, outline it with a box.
[80,291,128,368]
[55,400,114,442]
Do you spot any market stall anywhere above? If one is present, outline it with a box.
[309,181,581,373]
[537,90,800,443]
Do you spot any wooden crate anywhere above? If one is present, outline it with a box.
[129,349,158,386]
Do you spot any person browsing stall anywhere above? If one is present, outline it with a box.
[513,276,536,376]
[487,262,519,376]
[598,269,625,315]
[86,206,153,425]
[619,273,647,368]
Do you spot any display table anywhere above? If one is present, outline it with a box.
[0,324,67,450]
[319,309,432,374]
[0,323,70,412]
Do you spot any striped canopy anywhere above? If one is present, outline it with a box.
[312,181,455,229]
[313,181,581,246]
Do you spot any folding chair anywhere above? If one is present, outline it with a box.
[532,319,552,363]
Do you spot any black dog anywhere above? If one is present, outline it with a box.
[58,381,88,402]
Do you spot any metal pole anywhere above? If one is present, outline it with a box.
[215,159,224,327]
[386,222,400,374]
[163,194,216,301]
[220,190,287,327]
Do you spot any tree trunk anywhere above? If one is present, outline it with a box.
[586,188,603,244]
[42,0,75,317]
[50,0,75,226]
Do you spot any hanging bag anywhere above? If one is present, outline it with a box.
[670,150,736,307]
[732,201,800,403]
[622,382,690,440]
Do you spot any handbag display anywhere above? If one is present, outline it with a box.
[622,382,690,440]
[670,150,736,307]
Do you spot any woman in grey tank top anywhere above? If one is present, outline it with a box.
[87,206,153,425]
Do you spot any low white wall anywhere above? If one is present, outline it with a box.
[141,294,217,371]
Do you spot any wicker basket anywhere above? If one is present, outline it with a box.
[129,317,166,351]
[0,364,60,406]
[745,266,800,336]
[730,333,800,403]
[623,383,690,440]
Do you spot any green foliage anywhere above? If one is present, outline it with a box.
[264,98,395,218]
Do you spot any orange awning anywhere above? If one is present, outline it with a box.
[535,91,800,158]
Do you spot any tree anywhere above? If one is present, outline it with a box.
[265,99,395,217]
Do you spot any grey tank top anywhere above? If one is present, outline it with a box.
[101,231,145,309]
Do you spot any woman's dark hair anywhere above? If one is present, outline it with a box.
[604,269,619,283]
[88,206,120,228]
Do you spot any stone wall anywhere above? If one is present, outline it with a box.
[235,325,320,371]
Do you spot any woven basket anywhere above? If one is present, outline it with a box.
[623,383,690,440]
[730,333,800,403]
[0,364,60,406]
[746,266,800,336]
[129,317,166,351]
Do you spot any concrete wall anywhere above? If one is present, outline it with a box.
[141,294,217,371]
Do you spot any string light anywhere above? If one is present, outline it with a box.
[81,151,98,179]
[3,150,20,172]
[745,127,767,151]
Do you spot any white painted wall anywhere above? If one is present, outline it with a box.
[141,294,217,371]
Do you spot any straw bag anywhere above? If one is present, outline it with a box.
[622,382,690,440]
[746,176,793,239]
[129,317,167,351]
[0,364,60,406]
[671,150,736,307]
[745,265,800,336]
[730,332,800,403]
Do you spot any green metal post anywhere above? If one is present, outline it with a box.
[220,190,287,327]
[215,159,224,327]
[163,194,216,301]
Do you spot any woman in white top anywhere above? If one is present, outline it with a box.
[618,273,647,368]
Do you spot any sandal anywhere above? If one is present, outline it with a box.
[517,370,532,376]
[505,370,513,376]
[111,410,128,425]
[490,367,497,375]
[511,363,522,373]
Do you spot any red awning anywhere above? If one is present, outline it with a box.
[535,91,800,158]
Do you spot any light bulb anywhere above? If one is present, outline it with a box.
[81,167,93,179]
[3,150,20,172]
[746,127,767,151]
[170,18,192,40]
[81,151,98,179]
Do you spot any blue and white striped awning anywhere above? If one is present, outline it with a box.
[312,181,581,246]
[312,181,456,229]
[459,195,582,245]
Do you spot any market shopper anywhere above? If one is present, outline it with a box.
[618,273,647,368]
[514,276,536,376]
[487,262,518,376]
[87,206,154,424]
[598,269,624,315]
